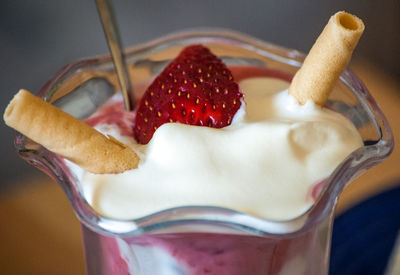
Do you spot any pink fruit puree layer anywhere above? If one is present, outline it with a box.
[82,226,326,275]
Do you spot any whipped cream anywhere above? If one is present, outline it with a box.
[79,76,362,221]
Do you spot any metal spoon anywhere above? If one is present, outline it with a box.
[95,0,133,111]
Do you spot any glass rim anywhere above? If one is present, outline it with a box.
[14,28,394,238]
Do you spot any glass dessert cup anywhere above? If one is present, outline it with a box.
[14,29,393,275]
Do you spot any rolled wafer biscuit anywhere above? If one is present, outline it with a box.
[4,89,140,174]
[288,11,365,105]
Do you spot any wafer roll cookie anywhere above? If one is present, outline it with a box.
[4,89,140,174]
[289,11,365,105]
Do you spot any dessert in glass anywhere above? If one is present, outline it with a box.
[4,12,393,275]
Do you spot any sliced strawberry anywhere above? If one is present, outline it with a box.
[133,45,243,144]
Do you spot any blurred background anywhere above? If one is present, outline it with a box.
[0,0,399,274]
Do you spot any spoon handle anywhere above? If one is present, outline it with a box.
[95,0,133,111]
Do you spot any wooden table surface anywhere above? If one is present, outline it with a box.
[1,61,399,275]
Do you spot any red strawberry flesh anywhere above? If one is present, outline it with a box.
[134,45,243,144]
